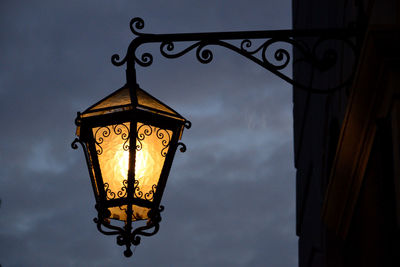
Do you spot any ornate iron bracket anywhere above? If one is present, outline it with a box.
[112,17,360,94]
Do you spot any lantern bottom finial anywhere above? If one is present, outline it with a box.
[124,248,133,257]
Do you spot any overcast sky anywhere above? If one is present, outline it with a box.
[0,1,296,266]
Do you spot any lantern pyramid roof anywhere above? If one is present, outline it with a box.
[82,85,185,121]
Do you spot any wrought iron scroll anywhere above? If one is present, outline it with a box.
[71,138,101,201]
[94,124,130,155]
[92,124,131,200]
[156,128,171,156]
[136,124,171,157]
[136,124,152,151]
[112,17,359,93]
[118,179,128,198]
[104,182,116,200]
[93,204,164,257]
[134,124,171,200]
[133,180,157,201]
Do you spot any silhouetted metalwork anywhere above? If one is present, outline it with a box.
[72,16,362,258]
[72,118,183,257]
[72,80,190,257]
[112,17,360,93]
[94,124,130,155]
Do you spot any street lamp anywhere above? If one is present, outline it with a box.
[72,82,190,256]
[72,17,361,257]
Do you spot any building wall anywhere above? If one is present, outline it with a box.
[293,1,358,265]
[293,1,400,266]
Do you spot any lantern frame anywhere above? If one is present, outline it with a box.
[72,84,191,257]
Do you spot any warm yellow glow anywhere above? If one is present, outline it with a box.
[94,124,130,201]
[134,123,172,200]
[114,144,153,186]
[112,135,161,194]
[135,143,152,180]
[116,150,129,181]
[93,123,173,222]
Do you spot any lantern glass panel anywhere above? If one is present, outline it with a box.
[91,121,173,222]
[93,123,131,200]
[109,205,150,221]
[135,123,172,202]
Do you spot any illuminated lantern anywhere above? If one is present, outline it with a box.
[72,84,190,257]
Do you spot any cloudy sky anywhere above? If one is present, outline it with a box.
[0,0,296,266]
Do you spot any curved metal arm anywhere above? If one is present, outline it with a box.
[112,17,360,93]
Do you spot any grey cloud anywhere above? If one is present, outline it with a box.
[0,0,296,266]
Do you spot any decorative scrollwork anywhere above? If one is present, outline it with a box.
[184,120,192,129]
[71,138,80,150]
[93,199,164,257]
[112,17,358,93]
[262,40,290,69]
[160,41,175,56]
[156,36,357,92]
[94,217,121,236]
[156,128,171,157]
[117,179,128,198]
[136,124,171,157]
[177,142,187,153]
[133,179,157,201]
[136,124,153,151]
[111,54,125,66]
[130,17,145,36]
[160,40,216,64]
[112,18,154,68]
[137,52,154,67]
[104,182,116,200]
[196,41,214,64]
[311,37,341,71]
[94,124,130,155]
[239,38,291,70]
[113,124,130,151]
[133,180,143,199]
[144,184,157,201]
[240,39,252,50]
[94,127,111,155]
[160,41,198,60]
